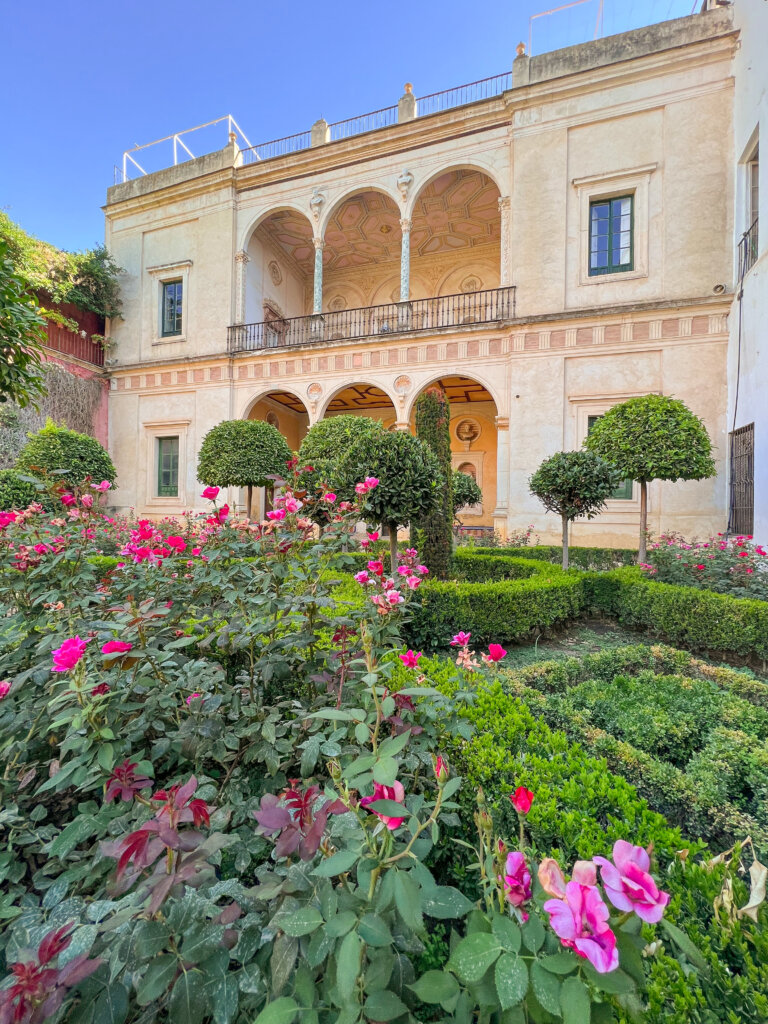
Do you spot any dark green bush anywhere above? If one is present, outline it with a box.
[465,544,637,569]
[0,469,52,511]
[16,419,116,489]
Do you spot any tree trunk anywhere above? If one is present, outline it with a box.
[247,484,253,520]
[561,514,569,571]
[389,523,398,574]
[638,480,648,563]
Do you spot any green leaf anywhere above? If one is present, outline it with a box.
[169,969,205,1024]
[378,731,412,759]
[137,956,178,1006]
[280,907,323,937]
[582,964,634,995]
[530,961,561,1016]
[312,849,360,877]
[521,913,546,953]
[372,757,398,786]
[408,970,460,1005]
[365,799,407,818]
[560,976,591,1024]
[540,952,579,976]
[93,983,129,1024]
[326,911,358,938]
[363,990,408,1021]
[181,924,224,963]
[300,736,321,778]
[448,932,502,984]
[47,815,100,858]
[660,919,709,973]
[208,973,239,1024]
[336,931,362,1003]
[495,953,528,1010]
[270,933,297,995]
[133,920,171,960]
[252,997,300,1024]
[394,870,424,934]
[423,885,474,920]
[358,914,393,948]
[492,915,522,953]
[354,722,370,745]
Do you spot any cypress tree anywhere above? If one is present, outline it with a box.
[415,386,454,578]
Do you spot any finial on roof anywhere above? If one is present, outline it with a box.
[516,41,526,57]
[404,82,413,94]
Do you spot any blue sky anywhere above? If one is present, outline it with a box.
[1,0,696,253]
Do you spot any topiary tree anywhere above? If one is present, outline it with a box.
[584,394,716,562]
[453,470,483,524]
[529,450,618,569]
[197,418,292,518]
[297,415,384,499]
[337,429,443,570]
[415,387,454,579]
[16,419,116,491]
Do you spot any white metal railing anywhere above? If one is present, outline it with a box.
[114,115,253,184]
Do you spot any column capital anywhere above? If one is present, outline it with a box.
[399,217,411,233]
[313,237,325,250]
[498,195,511,212]
[495,415,510,430]
[234,249,249,264]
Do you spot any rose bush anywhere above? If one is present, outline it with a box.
[642,532,768,600]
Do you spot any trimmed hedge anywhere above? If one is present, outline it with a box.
[586,567,768,663]
[387,653,768,1024]
[464,544,637,570]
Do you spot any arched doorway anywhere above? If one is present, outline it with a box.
[245,389,310,518]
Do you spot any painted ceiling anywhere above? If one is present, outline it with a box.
[255,170,500,276]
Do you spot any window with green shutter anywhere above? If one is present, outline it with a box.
[157,437,179,497]
[161,280,183,336]
[587,416,633,499]
[589,195,634,276]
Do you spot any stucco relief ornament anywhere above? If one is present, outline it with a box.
[306,382,323,401]
[394,375,412,395]
[397,168,414,204]
[309,188,326,224]
[268,261,282,285]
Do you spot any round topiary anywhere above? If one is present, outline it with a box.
[0,469,53,511]
[298,415,384,494]
[453,470,483,521]
[197,419,293,517]
[16,419,116,491]
[336,429,443,569]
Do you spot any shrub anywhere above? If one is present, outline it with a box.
[15,418,116,490]
[0,242,46,408]
[297,414,384,496]
[415,387,453,578]
[197,418,292,516]
[644,532,768,600]
[584,395,716,562]
[452,470,482,523]
[530,450,619,569]
[0,469,51,511]
[463,544,637,570]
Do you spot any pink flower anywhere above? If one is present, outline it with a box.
[52,636,88,673]
[191,547,202,556]
[367,531,379,542]
[360,780,406,830]
[284,497,302,513]
[186,692,203,705]
[451,631,471,647]
[202,486,220,500]
[504,852,532,910]
[434,755,448,782]
[354,571,370,583]
[487,644,507,663]
[217,504,229,522]
[386,591,404,606]
[399,650,422,669]
[101,640,133,655]
[365,477,379,489]
[0,681,10,699]
[405,575,421,590]
[166,536,186,551]
[267,509,286,521]
[355,482,368,495]
[397,565,411,576]
[322,492,337,503]
[91,480,112,492]
[417,565,429,576]
[538,858,567,898]
[81,494,94,509]
[544,882,619,973]
[367,560,385,577]
[510,787,534,814]
[60,494,76,507]
[594,840,670,924]
[33,543,50,554]
[695,564,705,570]
[91,683,110,696]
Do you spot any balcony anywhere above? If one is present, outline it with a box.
[227,286,516,354]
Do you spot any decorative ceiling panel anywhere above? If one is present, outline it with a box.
[327,383,396,411]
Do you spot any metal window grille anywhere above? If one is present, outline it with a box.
[587,415,633,499]
[729,423,754,536]
[157,437,179,497]
[588,195,634,276]
[162,280,183,337]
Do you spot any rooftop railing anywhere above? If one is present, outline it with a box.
[227,286,516,354]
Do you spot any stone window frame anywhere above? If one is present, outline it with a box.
[148,260,192,346]
[143,419,191,508]
[573,164,657,288]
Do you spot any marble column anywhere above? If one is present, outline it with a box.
[498,197,512,286]
[493,415,510,537]
[313,239,324,315]
[399,218,411,302]
[234,250,249,325]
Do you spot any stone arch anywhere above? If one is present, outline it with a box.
[242,205,316,324]
[238,202,314,254]
[318,184,401,239]
[404,161,504,220]
[318,380,399,421]
[403,371,504,422]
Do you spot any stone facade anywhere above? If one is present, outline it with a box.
[105,7,737,546]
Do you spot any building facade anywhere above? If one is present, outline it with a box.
[105,7,736,546]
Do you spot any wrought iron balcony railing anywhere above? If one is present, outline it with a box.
[227,286,516,354]
[738,217,759,278]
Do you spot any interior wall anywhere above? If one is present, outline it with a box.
[245,233,309,323]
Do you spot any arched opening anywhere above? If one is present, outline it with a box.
[409,168,501,303]
[244,389,310,518]
[322,190,402,313]
[323,382,397,428]
[410,375,499,535]
[245,208,315,326]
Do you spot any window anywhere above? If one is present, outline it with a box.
[589,195,633,276]
[161,280,183,337]
[749,147,759,228]
[587,416,633,499]
[729,423,754,535]
[157,437,179,497]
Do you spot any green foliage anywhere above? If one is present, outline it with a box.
[584,394,716,485]
[453,470,483,520]
[16,418,116,489]
[0,242,46,408]
[468,545,637,570]
[0,211,122,319]
[297,414,384,491]
[197,419,292,488]
[0,468,52,511]
[645,533,768,600]
[415,387,453,579]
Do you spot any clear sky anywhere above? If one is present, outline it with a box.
[1,0,697,253]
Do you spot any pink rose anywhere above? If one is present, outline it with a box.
[367,560,384,577]
[322,492,337,502]
[217,504,229,522]
[538,858,567,898]
[360,780,406,830]
[386,591,404,606]
[52,636,88,673]
[405,576,420,590]
[544,882,618,973]
[81,494,94,508]
[284,497,302,513]
[450,631,471,647]
[186,692,203,705]
[354,571,370,583]
[510,787,534,814]
[0,681,11,699]
[504,852,532,909]
[365,477,379,489]
[167,535,186,551]
[594,840,670,924]
[434,755,448,782]
[60,494,76,507]
[91,480,112,492]
[487,643,507,663]
[202,486,220,500]
[399,650,422,669]
[367,531,379,542]
[101,640,133,655]
[267,509,286,521]
[355,482,368,495]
